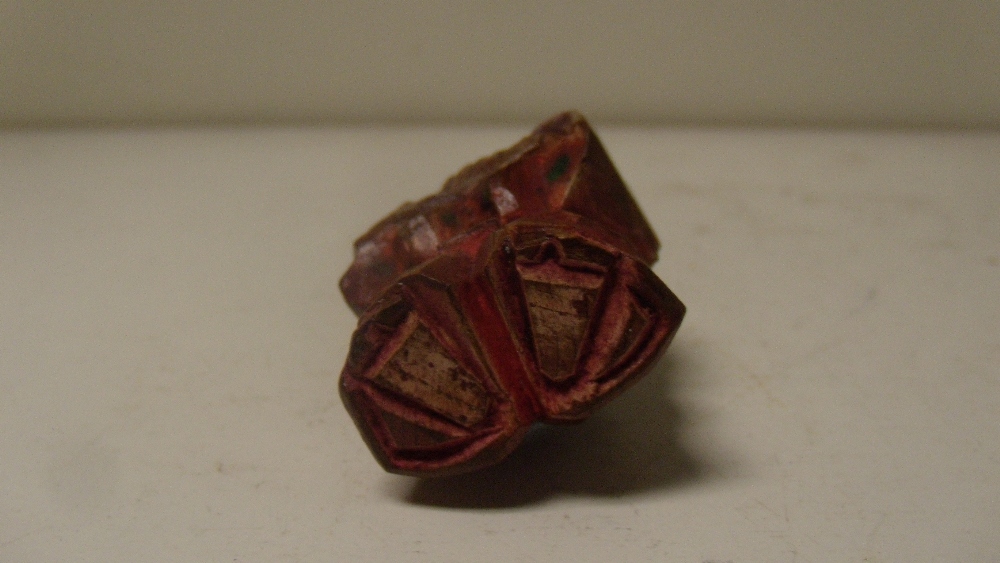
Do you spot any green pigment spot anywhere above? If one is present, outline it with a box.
[546,154,571,183]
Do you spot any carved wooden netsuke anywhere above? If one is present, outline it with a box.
[338,111,686,476]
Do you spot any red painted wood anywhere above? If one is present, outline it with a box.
[338,112,685,476]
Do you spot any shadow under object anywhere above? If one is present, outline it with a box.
[401,350,718,508]
[338,111,686,476]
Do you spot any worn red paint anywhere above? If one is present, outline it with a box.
[338,112,685,476]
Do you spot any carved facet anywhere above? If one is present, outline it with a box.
[518,267,602,383]
[369,321,489,428]
[378,410,454,450]
[606,297,651,372]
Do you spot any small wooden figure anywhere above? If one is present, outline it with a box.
[338,112,685,476]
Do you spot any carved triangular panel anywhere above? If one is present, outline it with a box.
[605,295,652,376]
[520,277,602,382]
[369,322,489,428]
[378,410,454,450]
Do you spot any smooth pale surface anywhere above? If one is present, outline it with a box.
[2,1,1000,127]
[1,123,998,562]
